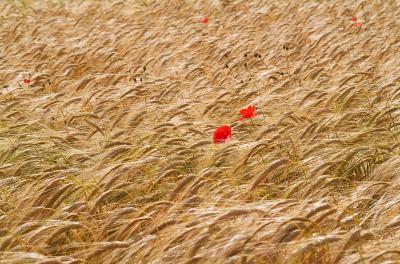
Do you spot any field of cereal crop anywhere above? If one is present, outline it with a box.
[1,0,400,263]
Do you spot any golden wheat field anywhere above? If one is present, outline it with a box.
[2,0,400,263]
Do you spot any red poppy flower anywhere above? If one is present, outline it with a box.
[239,105,256,121]
[352,22,363,27]
[200,17,208,24]
[351,17,358,22]
[213,125,232,144]
[23,79,30,84]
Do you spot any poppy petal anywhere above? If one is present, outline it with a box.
[200,17,208,24]
[239,105,256,120]
[213,125,232,144]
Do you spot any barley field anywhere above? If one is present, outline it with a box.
[1,0,400,263]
